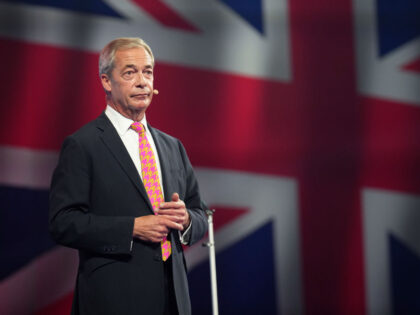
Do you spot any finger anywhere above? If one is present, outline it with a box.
[156,225,169,234]
[153,236,165,243]
[159,214,182,222]
[160,214,184,224]
[159,201,183,209]
[160,217,183,230]
[155,233,167,242]
[158,209,184,216]
[172,192,179,202]
[151,230,168,242]
[141,234,166,243]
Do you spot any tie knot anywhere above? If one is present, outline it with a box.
[131,122,145,136]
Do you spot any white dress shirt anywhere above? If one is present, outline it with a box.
[105,105,164,193]
[105,105,191,245]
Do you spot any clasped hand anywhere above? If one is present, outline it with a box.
[133,193,190,243]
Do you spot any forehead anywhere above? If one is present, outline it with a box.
[114,47,153,68]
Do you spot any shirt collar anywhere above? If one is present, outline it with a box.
[105,105,149,136]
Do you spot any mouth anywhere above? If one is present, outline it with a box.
[131,93,150,99]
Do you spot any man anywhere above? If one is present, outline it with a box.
[49,37,208,315]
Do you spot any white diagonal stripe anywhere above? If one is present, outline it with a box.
[0,145,58,189]
[0,246,78,314]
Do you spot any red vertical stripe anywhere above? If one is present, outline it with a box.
[289,0,366,313]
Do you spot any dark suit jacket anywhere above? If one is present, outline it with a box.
[49,112,208,315]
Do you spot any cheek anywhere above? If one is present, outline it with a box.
[120,83,133,96]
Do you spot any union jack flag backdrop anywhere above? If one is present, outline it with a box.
[1,0,420,314]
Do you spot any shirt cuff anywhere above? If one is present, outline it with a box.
[179,221,192,245]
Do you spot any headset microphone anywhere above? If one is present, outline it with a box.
[153,89,159,95]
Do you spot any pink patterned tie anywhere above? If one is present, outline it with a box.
[131,122,171,261]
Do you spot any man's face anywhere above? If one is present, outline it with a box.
[101,47,154,118]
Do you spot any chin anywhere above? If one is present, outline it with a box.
[129,102,150,111]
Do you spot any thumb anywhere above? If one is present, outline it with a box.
[171,192,179,202]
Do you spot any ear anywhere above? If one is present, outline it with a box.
[101,73,112,93]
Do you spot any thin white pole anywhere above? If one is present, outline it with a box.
[204,209,219,315]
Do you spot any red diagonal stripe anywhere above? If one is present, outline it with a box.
[208,206,249,231]
[402,56,420,74]
[132,0,199,32]
[182,206,249,252]
[34,292,73,315]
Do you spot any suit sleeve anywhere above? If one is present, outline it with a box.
[49,136,134,255]
[177,140,208,245]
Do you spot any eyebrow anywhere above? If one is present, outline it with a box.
[122,64,137,71]
[122,64,153,71]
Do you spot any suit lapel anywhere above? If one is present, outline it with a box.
[95,113,154,213]
[149,126,173,202]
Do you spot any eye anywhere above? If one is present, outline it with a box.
[144,69,153,77]
[122,70,135,79]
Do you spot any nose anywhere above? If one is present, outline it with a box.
[135,72,147,87]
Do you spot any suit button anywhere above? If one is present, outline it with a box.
[154,253,162,261]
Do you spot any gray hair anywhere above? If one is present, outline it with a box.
[99,37,155,77]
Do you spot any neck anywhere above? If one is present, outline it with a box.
[108,99,145,122]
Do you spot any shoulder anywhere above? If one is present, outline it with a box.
[66,113,108,143]
[149,125,192,165]
[58,113,111,156]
